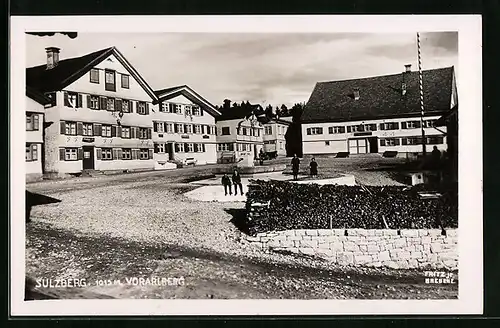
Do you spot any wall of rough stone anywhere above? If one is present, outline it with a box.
[244,228,458,270]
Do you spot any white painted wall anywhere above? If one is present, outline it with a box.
[216,118,264,161]
[263,121,288,155]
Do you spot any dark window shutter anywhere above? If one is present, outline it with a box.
[77,148,83,160]
[379,123,385,130]
[184,143,189,152]
[154,143,159,153]
[148,149,153,159]
[111,126,117,137]
[94,123,102,136]
[401,122,407,129]
[175,143,179,152]
[33,114,39,131]
[200,108,204,116]
[117,126,122,137]
[60,121,66,134]
[201,125,205,134]
[395,138,401,146]
[380,139,386,146]
[164,122,168,132]
[112,148,119,160]
[153,122,158,132]
[131,127,136,139]
[174,124,178,133]
[146,103,150,115]
[64,92,69,106]
[414,121,421,128]
[59,148,65,161]
[194,144,198,152]
[394,122,400,129]
[96,148,102,160]
[148,128,152,139]
[100,97,107,110]
[77,94,83,108]
[202,144,206,152]
[131,149,137,160]
[118,149,123,159]
[340,126,346,133]
[77,122,83,135]
[229,143,234,151]
[346,126,351,133]
[184,124,188,133]
[402,138,408,145]
[169,103,174,113]
[116,99,122,112]
[87,95,92,108]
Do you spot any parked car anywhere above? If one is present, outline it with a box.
[184,158,197,166]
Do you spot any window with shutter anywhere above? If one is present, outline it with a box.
[148,128,152,139]
[394,138,401,146]
[148,149,153,159]
[379,123,385,130]
[77,94,83,108]
[116,99,122,112]
[77,122,83,135]
[175,143,179,152]
[78,148,83,160]
[87,95,92,108]
[153,122,158,132]
[202,144,206,152]
[100,97,107,110]
[401,122,407,129]
[60,121,66,134]
[146,103,150,115]
[380,139,386,146]
[111,126,116,137]
[59,148,65,161]
[402,138,408,145]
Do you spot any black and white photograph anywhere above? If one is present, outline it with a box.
[11,15,482,316]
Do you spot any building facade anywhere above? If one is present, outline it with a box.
[216,115,264,163]
[26,87,50,181]
[262,118,290,156]
[301,66,458,156]
[26,47,158,175]
[153,85,220,167]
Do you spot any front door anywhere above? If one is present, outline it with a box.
[348,139,367,154]
[82,146,95,169]
[166,143,174,160]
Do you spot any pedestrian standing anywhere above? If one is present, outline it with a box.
[232,170,243,196]
[310,157,318,178]
[221,173,232,196]
[291,154,300,181]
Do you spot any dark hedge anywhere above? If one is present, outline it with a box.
[245,180,458,235]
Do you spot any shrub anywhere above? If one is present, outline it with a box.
[245,180,458,235]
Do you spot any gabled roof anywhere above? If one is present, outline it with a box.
[302,66,456,124]
[155,85,220,117]
[26,46,158,101]
[26,86,51,105]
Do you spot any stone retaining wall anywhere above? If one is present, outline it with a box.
[244,229,458,270]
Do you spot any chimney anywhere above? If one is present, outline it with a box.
[353,88,360,100]
[45,47,60,70]
[404,64,412,73]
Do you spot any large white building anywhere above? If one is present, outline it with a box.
[153,85,220,166]
[301,66,458,156]
[262,118,290,156]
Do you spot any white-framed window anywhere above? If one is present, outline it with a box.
[107,98,115,111]
[185,105,192,116]
[381,122,399,130]
[197,143,204,152]
[185,124,193,134]
[122,100,130,113]
[382,138,399,146]
[306,127,323,135]
[403,121,421,129]
[210,126,216,135]
[137,102,146,115]
[194,125,201,134]
[160,103,167,112]
[423,120,437,128]
[364,123,377,131]
[139,128,149,139]
[175,124,184,134]
[139,149,149,160]
[89,95,99,109]
[121,126,130,139]
[328,126,345,134]
[101,148,113,160]
[65,148,78,161]
[265,126,272,135]
[64,92,79,108]
[105,70,116,92]
[90,68,99,83]
[242,127,248,136]
[165,123,173,133]
[175,143,185,153]
[186,143,194,152]
[65,122,77,135]
[348,125,364,133]
[26,113,39,131]
[83,123,93,136]
[403,137,423,145]
[217,143,233,151]
[121,74,130,89]
[26,143,38,161]
[176,104,182,114]
[101,125,112,137]
[157,122,164,133]
[155,143,165,153]
[193,106,200,116]
[122,148,132,160]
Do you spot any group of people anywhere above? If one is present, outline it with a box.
[221,170,244,196]
[291,154,318,180]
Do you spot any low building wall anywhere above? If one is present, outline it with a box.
[244,228,458,270]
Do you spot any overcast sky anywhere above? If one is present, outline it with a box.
[26,32,457,107]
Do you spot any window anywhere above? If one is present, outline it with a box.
[65,148,78,161]
[403,137,423,145]
[154,143,165,153]
[83,123,93,136]
[187,143,194,152]
[403,121,421,129]
[221,127,230,135]
[160,103,167,112]
[280,142,284,150]
[175,124,184,134]
[107,98,115,111]
[175,143,185,153]
[381,138,400,146]
[122,100,130,113]
[89,95,99,109]
[328,126,345,134]
[138,128,149,139]
[193,106,200,116]
[325,141,330,146]
[64,92,81,108]
[105,70,116,92]
[26,113,39,131]
[122,148,132,160]
[364,123,377,131]
[167,103,175,113]
[218,143,232,151]
[185,105,192,116]
[265,126,272,135]
[427,136,444,144]
[26,144,38,161]
[185,124,193,134]
[165,123,173,133]
[65,122,77,135]
[197,143,204,152]
[156,122,164,133]
[101,125,112,137]
[137,102,146,115]
[139,149,149,160]
[101,148,113,160]
[121,74,130,89]
[194,125,201,134]
[424,120,437,128]
[380,122,399,130]
[306,127,323,135]
[90,69,99,83]
[121,127,130,138]
[175,104,182,114]
[242,127,248,136]
[348,124,365,133]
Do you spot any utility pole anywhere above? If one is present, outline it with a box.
[417,32,427,156]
